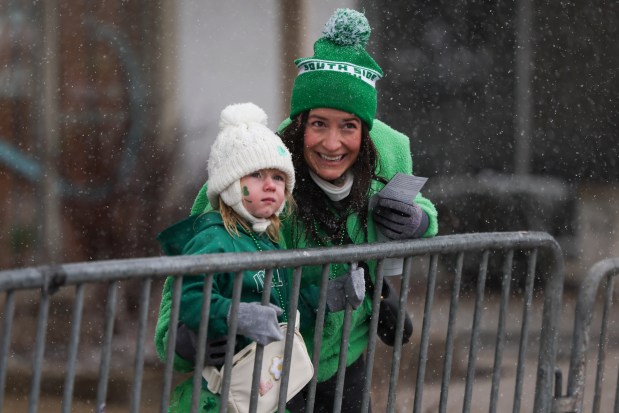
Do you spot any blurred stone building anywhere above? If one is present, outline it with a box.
[0,0,357,270]
[0,0,179,268]
[0,0,617,283]
[362,0,618,284]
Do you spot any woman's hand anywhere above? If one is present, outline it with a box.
[373,198,428,240]
[327,263,366,311]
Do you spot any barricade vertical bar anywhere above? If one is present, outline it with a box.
[161,275,183,413]
[554,368,563,398]
[248,269,274,413]
[304,264,330,413]
[534,241,564,413]
[512,249,538,413]
[592,275,614,413]
[565,264,602,412]
[614,367,619,413]
[361,260,385,413]
[130,278,152,413]
[96,281,119,412]
[413,254,439,413]
[61,284,85,413]
[28,289,50,413]
[332,301,354,413]
[489,249,514,412]
[277,266,303,413]
[438,251,464,413]
[386,256,414,413]
[463,250,489,413]
[191,274,213,413]
[220,271,244,413]
[0,290,16,413]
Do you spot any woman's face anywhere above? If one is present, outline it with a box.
[303,108,362,184]
[240,168,287,219]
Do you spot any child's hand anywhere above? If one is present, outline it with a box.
[233,302,284,346]
[175,324,228,367]
[203,336,227,366]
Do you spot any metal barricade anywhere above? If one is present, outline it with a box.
[553,258,619,413]
[0,231,565,413]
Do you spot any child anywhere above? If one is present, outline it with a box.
[154,102,296,412]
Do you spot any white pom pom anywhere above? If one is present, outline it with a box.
[219,102,268,129]
[322,8,371,47]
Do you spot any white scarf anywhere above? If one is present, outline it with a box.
[309,170,354,201]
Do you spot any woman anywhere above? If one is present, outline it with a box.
[189,8,438,413]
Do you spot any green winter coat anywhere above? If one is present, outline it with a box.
[154,211,291,412]
[188,119,438,383]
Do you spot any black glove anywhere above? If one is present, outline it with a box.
[233,302,284,346]
[377,277,413,346]
[175,323,227,367]
[373,197,428,240]
[327,263,366,311]
[363,265,413,347]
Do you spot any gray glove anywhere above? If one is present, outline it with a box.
[233,302,284,346]
[373,197,428,240]
[327,263,366,311]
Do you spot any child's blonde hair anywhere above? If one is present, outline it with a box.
[218,189,296,243]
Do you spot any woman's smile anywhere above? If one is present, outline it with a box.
[319,153,345,162]
[303,108,362,184]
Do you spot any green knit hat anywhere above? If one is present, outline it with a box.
[289,8,383,129]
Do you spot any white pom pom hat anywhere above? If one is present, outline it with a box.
[207,102,295,232]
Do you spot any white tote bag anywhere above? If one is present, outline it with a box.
[202,320,313,413]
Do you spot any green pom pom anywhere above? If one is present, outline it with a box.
[322,8,371,47]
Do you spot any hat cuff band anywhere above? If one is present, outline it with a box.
[290,72,377,128]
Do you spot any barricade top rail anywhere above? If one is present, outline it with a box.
[0,231,561,292]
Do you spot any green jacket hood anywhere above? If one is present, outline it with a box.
[157,212,223,256]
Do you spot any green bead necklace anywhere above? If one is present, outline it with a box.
[311,220,347,279]
[247,230,288,323]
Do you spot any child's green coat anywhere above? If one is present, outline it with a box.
[154,211,291,412]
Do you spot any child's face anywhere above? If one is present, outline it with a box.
[240,168,287,219]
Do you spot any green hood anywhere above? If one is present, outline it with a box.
[157,212,220,256]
